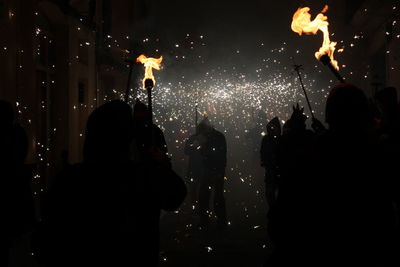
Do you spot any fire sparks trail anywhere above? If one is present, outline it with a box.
[134,71,318,142]
[136,54,163,89]
[291,5,339,70]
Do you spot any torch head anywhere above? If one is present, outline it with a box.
[319,54,331,65]
[144,78,154,90]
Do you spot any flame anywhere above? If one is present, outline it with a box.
[136,54,163,89]
[291,5,339,70]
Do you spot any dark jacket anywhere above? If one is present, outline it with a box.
[34,160,186,267]
[201,129,227,173]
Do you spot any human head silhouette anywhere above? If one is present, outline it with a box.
[325,83,372,132]
[267,117,281,137]
[196,117,212,135]
[285,103,307,133]
[83,100,134,163]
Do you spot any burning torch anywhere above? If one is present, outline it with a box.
[136,54,163,124]
[319,54,345,83]
[291,5,345,83]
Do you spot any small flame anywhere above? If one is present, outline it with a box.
[291,5,339,70]
[136,54,163,89]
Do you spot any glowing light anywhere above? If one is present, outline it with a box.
[291,5,339,70]
[136,54,163,89]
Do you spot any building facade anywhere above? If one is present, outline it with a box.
[0,0,149,189]
[347,0,400,96]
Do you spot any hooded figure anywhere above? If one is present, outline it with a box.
[260,117,281,208]
[268,85,396,267]
[184,123,205,206]
[196,118,227,230]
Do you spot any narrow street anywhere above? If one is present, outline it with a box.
[159,180,271,267]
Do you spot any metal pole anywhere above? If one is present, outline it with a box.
[293,64,315,119]
[124,60,134,103]
[144,79,154,148]
[195,103,198,128]
[145,79,154,124]
[146,87,153,124]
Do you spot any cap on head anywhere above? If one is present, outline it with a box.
[196,116,212,134]
[133,98,148,118]
[267,116,281,136]
[325,83,371,130]
[83,100,134,162]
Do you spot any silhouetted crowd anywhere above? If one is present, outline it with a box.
[1,83,400,266]
[261,84,400,267]
[1,99,186,267]
[0,100,35,267]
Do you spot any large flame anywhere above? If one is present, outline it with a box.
[291,5,339,70]
[136,54,163,89]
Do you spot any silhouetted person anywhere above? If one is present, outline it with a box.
[268,85,396,267]
[267,104,316,266]
[246,111,266,193]
[246,111,266,162]
[60,149,71,171]
[132,99,168,163]
[318,84,396,266]
[375,86,400,256]
[260,117,281,209]
[375,86,400,138]
[196,118,227,230]
[184,132,204,207]
[0,100,15,266]
[0,100,34,266]
[33,100,186,267]
[273,103,316,203]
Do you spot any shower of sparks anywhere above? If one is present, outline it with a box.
[136,74,299,136]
